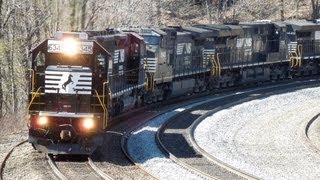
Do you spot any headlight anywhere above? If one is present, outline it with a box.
[82,118,95,130]
[38,116,48,126]
[63,38,78,55]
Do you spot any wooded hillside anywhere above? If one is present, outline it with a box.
[0,0,317,130]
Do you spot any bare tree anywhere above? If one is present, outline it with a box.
[311,0,320,19]
[80,0,88,30]
[69,0,77,31]
[233,0,279,21]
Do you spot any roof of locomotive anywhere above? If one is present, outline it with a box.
[273,21,287,28]
[121,27,167,36]
[285,20,320,31]
[85,28,144,43]
[193,24,243,37]
[182,26,212,38]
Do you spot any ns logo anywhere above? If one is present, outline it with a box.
[62,74,74,91]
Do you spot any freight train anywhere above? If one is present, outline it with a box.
[28,20,320,154]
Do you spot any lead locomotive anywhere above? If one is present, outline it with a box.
[28,20,320,155]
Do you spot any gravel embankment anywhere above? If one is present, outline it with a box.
[1,132,56,180]
[306,116,320,152]
[0,133,27,165]
[127,102,212,180]
[194,87,320,179]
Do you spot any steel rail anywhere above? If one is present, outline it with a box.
[121,132,161,180]
[87,157,114,180]
[0,140,27,180]
[46,154,68,180]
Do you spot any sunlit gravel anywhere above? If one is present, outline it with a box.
[194,87,320,179]
[127,100,216,180]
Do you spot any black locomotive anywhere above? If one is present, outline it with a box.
[28,20,320,154]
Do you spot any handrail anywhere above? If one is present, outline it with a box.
[27,86,42,126]
[145,76,149,91]
[27,87,42,111]
[102,81,112,108]
[216,53,221,77]
[151,74,154,92]
[210,53,221,77]
[297,44,302,67]
[94,90,108,129]
[144,58,155,92]
[210,54,217,76]
[289,44,302,68]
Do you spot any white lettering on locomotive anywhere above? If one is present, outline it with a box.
[47,40,94,54]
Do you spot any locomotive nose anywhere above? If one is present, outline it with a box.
[60,130,72,141]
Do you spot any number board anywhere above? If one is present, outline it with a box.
[47,40,94,54]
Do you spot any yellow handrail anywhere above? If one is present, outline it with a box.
[216,53,221,77]
[94,90,108,129]
[27,87,42,111]
[290,44,302,68]
[27,86,42,126]
[296,44,302,67]
[144,58,155,92]
[210,54,216,76]
[210,53,221,77]
[102,81,112,108]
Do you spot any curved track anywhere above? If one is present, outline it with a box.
[0,140,27,180]
[304,113,320,155]
[86,111,160,180]
[191,82,320,179]
[3,79,320,179]
[121,133,160,180]
[155,79,320,179]
[47,154,109,180]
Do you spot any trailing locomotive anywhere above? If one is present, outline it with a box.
[27,20,320,155]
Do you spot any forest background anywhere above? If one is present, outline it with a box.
[0,0,317,132]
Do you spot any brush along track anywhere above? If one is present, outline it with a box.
[157,79,320,180]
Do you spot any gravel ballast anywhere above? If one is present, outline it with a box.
[1,133,56,180]
[127,100,220,180]
[194,87,320,179]
[128,111,203,179]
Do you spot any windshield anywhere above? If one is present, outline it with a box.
[142,35,160,45]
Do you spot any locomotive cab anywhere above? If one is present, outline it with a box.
[28,32,110,154]
[284,20,320,76]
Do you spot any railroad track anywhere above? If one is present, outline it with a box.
[302,112,320,155]
[121,133,160,180]
[156,92,263,179]
[47,154,113,180]
[87,112,159,180]
[2,78,320,180]
[0,140,27,180]
[44,110,160,180]
[155,79,320,180]
[44,104,165,180]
